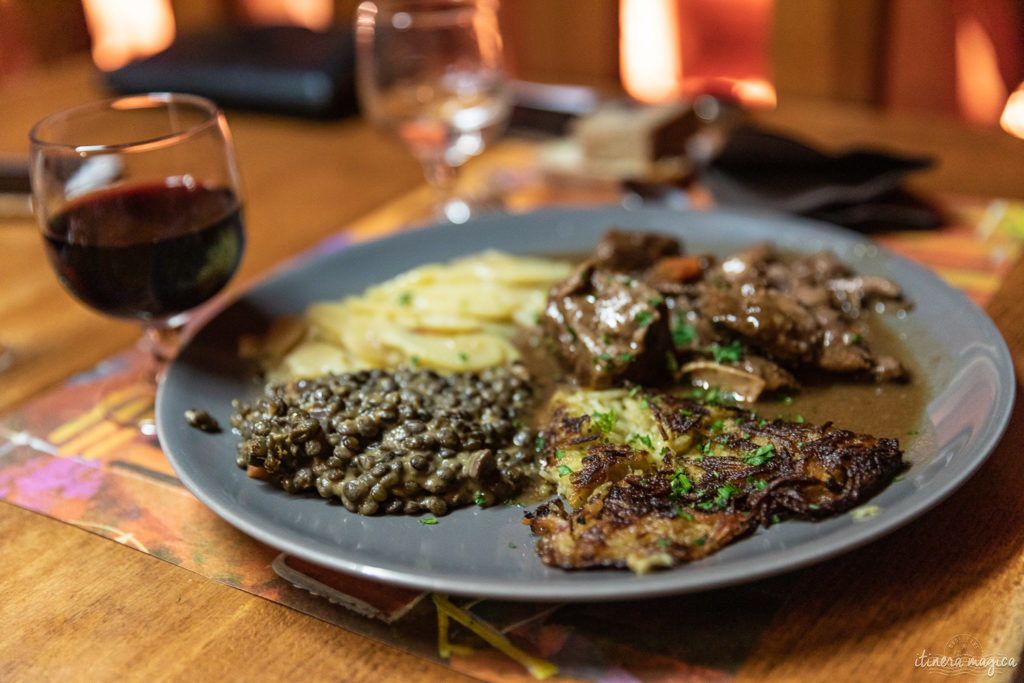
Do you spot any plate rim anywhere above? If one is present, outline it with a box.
[156,204,1015,601]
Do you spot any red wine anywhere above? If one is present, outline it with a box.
[44,183,244,320]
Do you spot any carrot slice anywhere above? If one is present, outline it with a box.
[651,255,704,283]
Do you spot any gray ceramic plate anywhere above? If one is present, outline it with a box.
[156,206,1014,601]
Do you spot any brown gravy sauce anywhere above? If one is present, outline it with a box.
[753,315,928,451]
[514,258,928,462]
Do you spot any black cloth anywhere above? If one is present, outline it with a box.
[702,125,941,232]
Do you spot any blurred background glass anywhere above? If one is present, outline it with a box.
[354,0,510,223]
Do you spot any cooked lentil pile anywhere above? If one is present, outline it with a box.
[230,365,540,516]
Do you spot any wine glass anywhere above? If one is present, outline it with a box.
[29,93,245,380]
[355,0,511,224]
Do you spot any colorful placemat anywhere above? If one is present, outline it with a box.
[2,191,1021,681]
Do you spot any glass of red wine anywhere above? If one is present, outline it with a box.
[29,93,244,381]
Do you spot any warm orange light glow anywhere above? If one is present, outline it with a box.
[619,0,775,109]
[82,0,175,71]
[1000,83,1024,140]
[620,0,683,103]
[955,15,1009,126]
[728,78,777,109]
[242,0,333,31]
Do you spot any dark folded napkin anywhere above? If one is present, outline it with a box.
[106,26,357,119]
[702,125,941,232]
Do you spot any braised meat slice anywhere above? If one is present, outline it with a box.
[541,230,911,393]
[543,262,673,389]
[594,228,682,273]
[695,244,908,381]
[526,388,904,572]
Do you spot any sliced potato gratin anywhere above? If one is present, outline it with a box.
[240,250,571,380]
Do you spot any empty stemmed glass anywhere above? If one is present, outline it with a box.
[355,0,511,223]
[29,93,245,381]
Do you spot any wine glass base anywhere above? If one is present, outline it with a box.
[435,193,505,224]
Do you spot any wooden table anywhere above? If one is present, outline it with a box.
[3,57,1024,681]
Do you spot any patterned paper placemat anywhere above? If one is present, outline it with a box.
[2,193,1021,681]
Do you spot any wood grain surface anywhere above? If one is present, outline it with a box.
[3,56,1024,681]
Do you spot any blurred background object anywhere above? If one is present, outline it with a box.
[354,0,510,223]
[81,0,176,72]
[619,0,775,108]
[0,0,1020,132]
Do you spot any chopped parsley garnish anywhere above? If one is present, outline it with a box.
[713,483,741,507]
[695,537,706,546]
[397,291,413,306]
[602,332,611,345]
[555,449,565,460]
[771,514,781,524]
[458,352,469,362]
[758,419,767,427]
[629,386,641,397]
[852,333,864,344]
[689,386,728,406]
[808,503,820,510]
[670,470,692,496]
[474,492,486,505]
[533,311,542,325]
[592,409,618,433]
[657,538,671,548]
[675,507,694,521]
[647,296,664,308]
[534,436,546,452]
[419,518,438,525]
[567,325,577,341]
[556,464,573,477]
[410,356,420,368]
[508,542,517,549]
[893,474,906,482]
[665,351,679,373]
[705,339,744,364]
[749,478,768,491]
[634,310,654,327]
[672,318,696,346]
[709,419,724,433]
[782,395,794,405]
[637,434,652,449]
[618,352,635,362]
[598,352,612,361]
[743,443,776,466]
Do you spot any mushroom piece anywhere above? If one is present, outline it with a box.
[465,449,497,480]
[679,361,768,403]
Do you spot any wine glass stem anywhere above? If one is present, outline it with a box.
[142,320,183,382]
[422,156,457,199]
[421,157,474,223]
